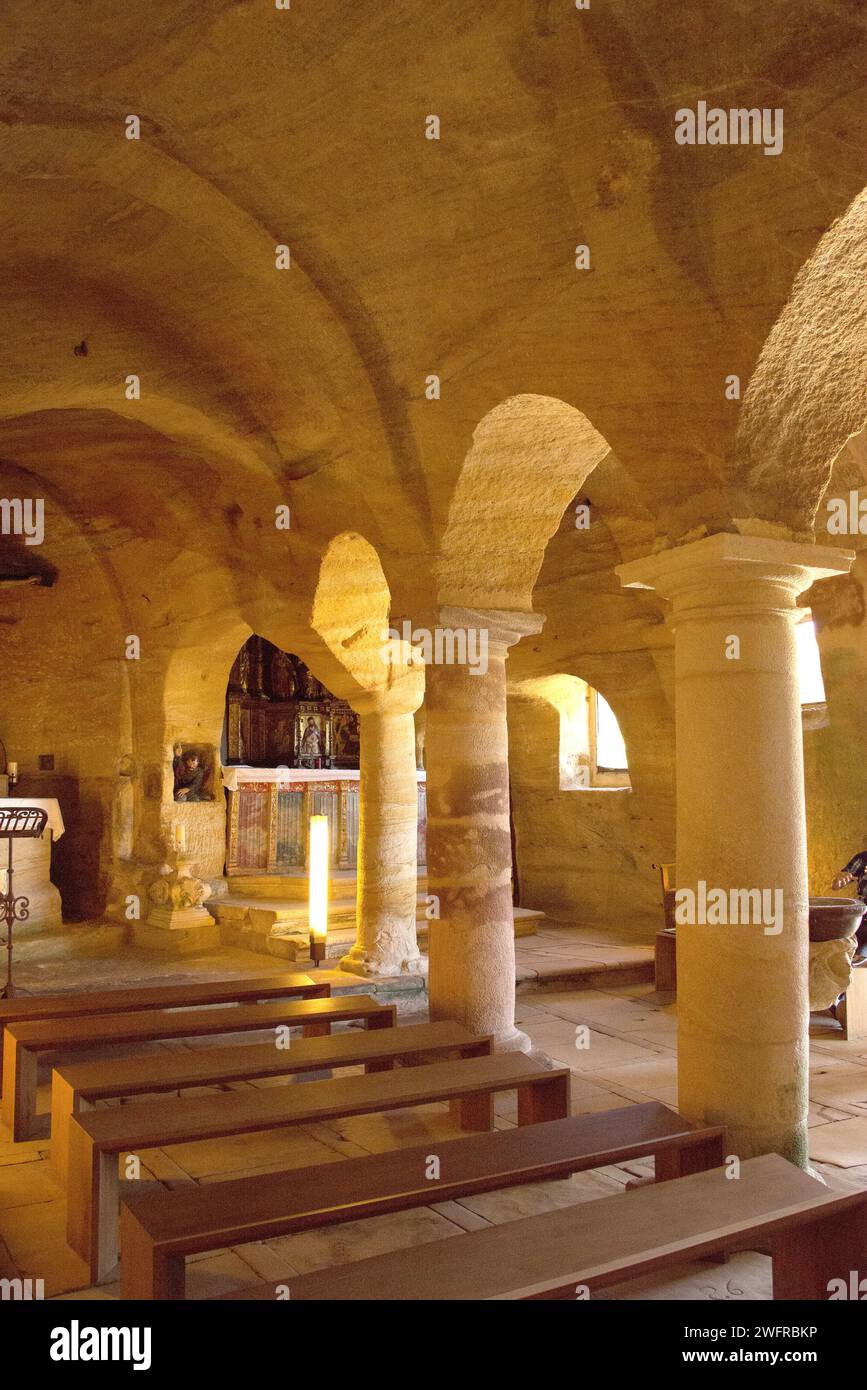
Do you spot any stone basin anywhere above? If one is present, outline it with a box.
[808,897,866,942]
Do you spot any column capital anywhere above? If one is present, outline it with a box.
[438,605,545,655]
[349,671,423,719]
[617,533,853,614]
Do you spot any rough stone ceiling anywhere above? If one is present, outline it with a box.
[0,0,864,616]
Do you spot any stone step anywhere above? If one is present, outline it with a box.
[211,892,542,967]
[228,872,359,903]
[228,871,429,904]
[415,906,542,947]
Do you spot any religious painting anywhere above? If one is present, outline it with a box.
[269,649,297,700]
[172,743,214,802]
[295,712,326,768]
[331,708,360,767]
[223,637,360,769]
[266,714,295,766]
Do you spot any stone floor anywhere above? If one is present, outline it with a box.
[11,917,654,996]
[2,928,865,1301]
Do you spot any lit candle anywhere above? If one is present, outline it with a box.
[174,822,187,853]
[308,815,329,958]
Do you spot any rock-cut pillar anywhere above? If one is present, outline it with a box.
[340,688,424,977]
[424,606,543,1050]
[618,533,852,1165]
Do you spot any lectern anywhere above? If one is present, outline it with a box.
[0,804,48,998]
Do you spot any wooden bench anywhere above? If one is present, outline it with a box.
[217,1152,867,1302]
[0,972,329,1096]
[654,928,677,992]
[837,958,867,1041]
[68,1051,569,1283]
[119,1102,724,1299]
[2,995,392,1143]
[51,1020,489,1186]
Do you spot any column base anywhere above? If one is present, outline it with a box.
[493,1026,532,1054]
[339,944,428,979]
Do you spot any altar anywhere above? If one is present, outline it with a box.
[222,767,427,875]
[0,797,65,930]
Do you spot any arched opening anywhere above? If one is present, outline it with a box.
[222,637,360,771]
[220,635,363,879]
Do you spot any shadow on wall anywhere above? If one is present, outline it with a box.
[16,772,107,921]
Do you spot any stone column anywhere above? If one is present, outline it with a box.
[425,607,543,1050]
[617,534,852,1165]
[340,688,424,977]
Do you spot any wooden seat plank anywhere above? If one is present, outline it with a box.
[0,973,328,1094]
[51,1020,490,1185]
[67,1051,570,1283]
[118,1103,725,1298]
[217,1153,867,1302]
[2,995,393,1142]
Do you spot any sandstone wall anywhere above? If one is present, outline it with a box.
[804,549,867,896]
[508,651,675,937]
[1,503,132,920]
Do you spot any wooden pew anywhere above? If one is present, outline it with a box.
[837,958,867,1041]
[119,1103,725,1299]
[217,1152,867,1302]
[51,1020,490,1186]
[0,972,329,1096]
[2,995,393,1142]
[68,1051,570,1283]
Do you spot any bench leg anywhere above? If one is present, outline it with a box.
[838,967,867,1041]
[67,1123,120,1284]
[365,1007,397,1030]
[655,1132,726,1183]
[517,1073,570,1126]
[301,1021,330,1039]
[458,1092,494,1131]
[358,1006,398,1066]
[95,1151,121,1284]
[772,1204,867,1299]
[1,1038,37,1142]
[120,1204,186,1300]
[50,1073,81,1187]
[365,1057,395,1074]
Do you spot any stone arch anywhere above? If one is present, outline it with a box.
[736,186,867,529]
[436,394,612,610]
[0,116,430,551]
[310,531,423,708]
[510,674,632,792]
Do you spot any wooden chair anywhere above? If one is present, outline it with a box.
[651,861,677,991]
[67,1051,570,1284]
[219,1152,867,1302]
[119,1102,724,1299]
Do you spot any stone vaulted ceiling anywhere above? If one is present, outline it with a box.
[0,0,864,621]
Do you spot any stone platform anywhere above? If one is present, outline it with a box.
[208,870,545,963]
